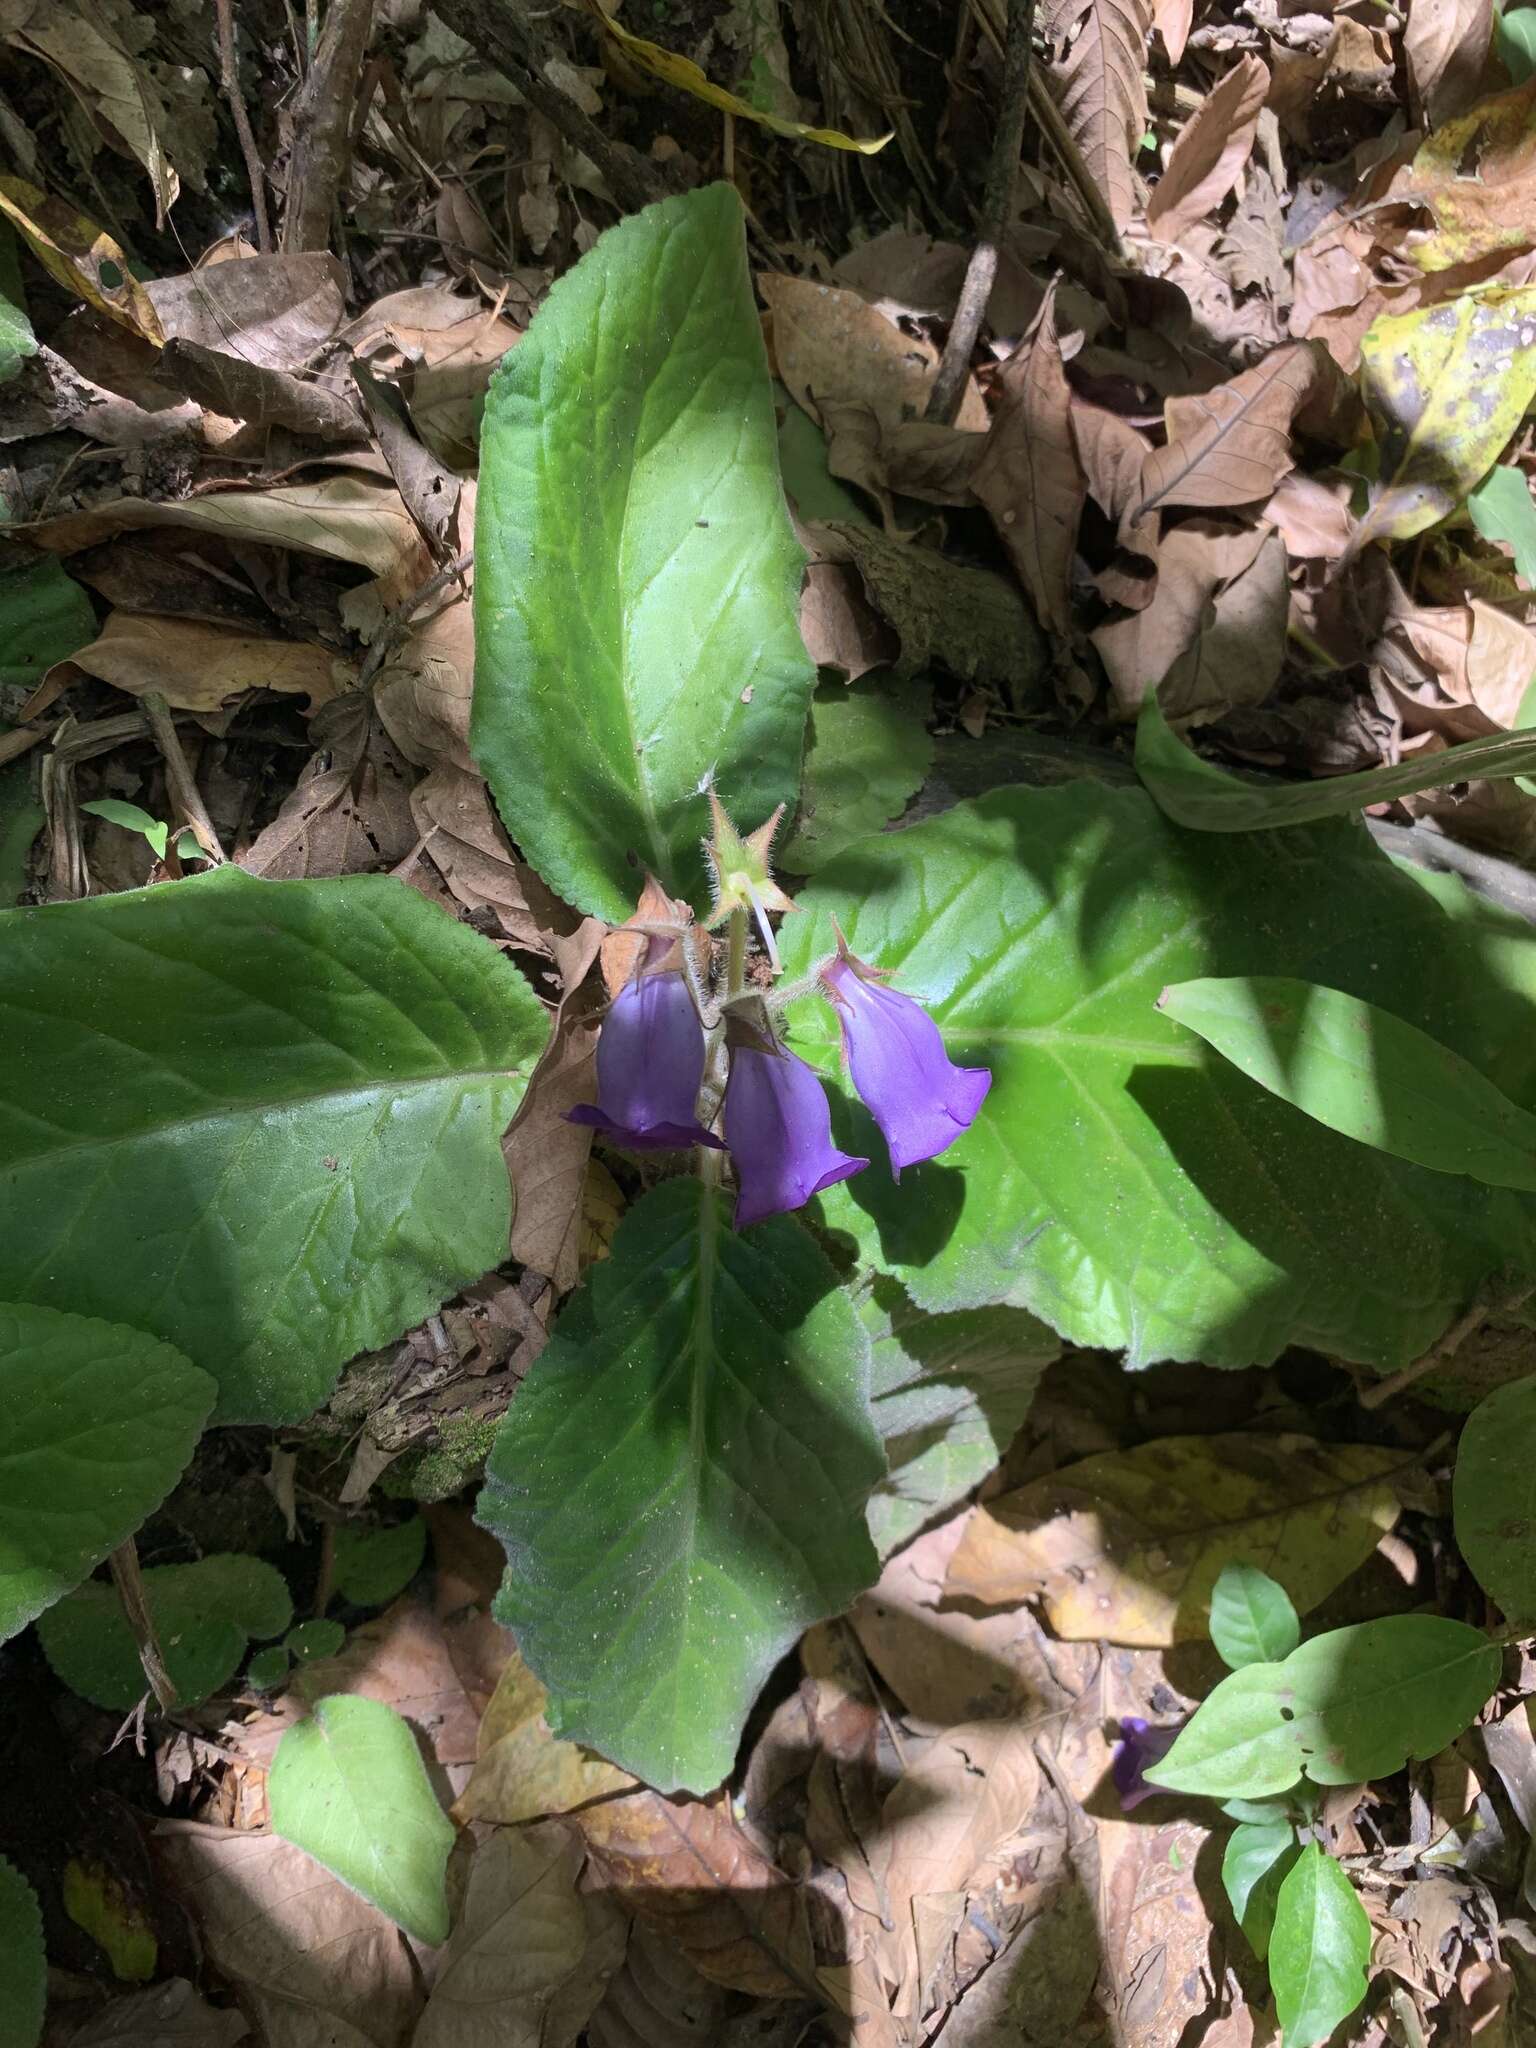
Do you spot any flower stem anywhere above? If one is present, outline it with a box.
[727,905,748,1000]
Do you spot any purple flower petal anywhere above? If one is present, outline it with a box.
[566,971,723,1152]
[821,955,991,1174]
[723,1044,868,1228]
[1111,1716,1183,1811]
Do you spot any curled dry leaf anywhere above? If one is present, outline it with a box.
[1043,0,1155,232]
[1136,342,1318,520]
[1386,77,1536,273]
[973,283,1085,641]
[1373,583,1536,740]
[1145,56,1269,246]
[944,1432,1404,1646]
[503,971,608,1296]
[150,253,348,371]
[163,337,364,443]
[761,274,987,436]
[57,614,347,715]
[454,1640,635,1826]
[1403,0,1495,126]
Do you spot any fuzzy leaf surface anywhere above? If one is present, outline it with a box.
[473,183,814,918]
[0,866,546,1422]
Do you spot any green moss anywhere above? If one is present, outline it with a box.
[382,1413,501,1503]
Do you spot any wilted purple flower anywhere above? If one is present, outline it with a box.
[1111,1716,1183,1811]
[568,970,723,1152]
[723,1041,868,1229]
[820,950,991,1174]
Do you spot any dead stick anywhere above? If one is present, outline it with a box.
[109,1537,179,1713]
[1358,1288,1534,1411]
[141,691,226,865]
[213,0,273,253]
[926,0,1037,424]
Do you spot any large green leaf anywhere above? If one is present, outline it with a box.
[1269,1846,1371,2048]
[0,1857,44,2048]
[1161,976,1536,1191]
[37,1553,292,1708]
[1136,689,1536,831]
[0,552,95,692]
[1221,1820,1299,1961]
[780,785,1536,1370]
[270,1695,454,1945]
[477,1178,883,1793]
[1146,1616,1501,1798]
[1468,463,1536,583]
[0,1303,215,1643]
[862,1280,1057,1557]
[0,866,546,1422]
[473,183,815,919]
[1454,1375,1536,1622]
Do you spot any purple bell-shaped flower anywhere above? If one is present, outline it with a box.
[819,946,991,1174]
[722,1018,868,1229]
[1110,1716,1183,1811]
[568,968,723,1152]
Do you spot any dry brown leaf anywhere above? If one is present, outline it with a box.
[1372,580,1536,739]
[454,1643,635,1826]
[576,1790,818,2000]
[414,1822,620,2048]
[871,1721,1041,1942]
[1384,77,1536,274]
[945,1432,1404,1645]
[1093,521,1284,720]
[241,696,417,878]
[148,252,347,370]
[761,274,987,435]
[63,1979,251,2046]
[154,1822,427,2048]
[1145,56,1269,245]
[1136,342,1318,519]
[503,972,607,1296]
[799,560,900,680]
[1403,0,1496,128]
[399,308,529,466]
[352,359,463,558]
[584,1924,732,2048]
[163,338,364,442]
[1044,0,1154,232]
[372,585,477,774]
[1148,0,1192,63]
[812,401,985,520]
[1264,470,1355,559]
[973,284,1085,640]
[1097,1814,1220,2044]
[58,614,346,714]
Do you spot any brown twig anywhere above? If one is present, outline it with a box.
[282,0,376,252]
[428,0,666,214]
[109,1537,179,1713]
[214,0,272,253]
[141,691,227,865]
[1358,1288,1535,1411]
[358,549,474,689]
[926,0,1037,425]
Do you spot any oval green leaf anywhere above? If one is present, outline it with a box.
[1454,1375,1536,1623]
[1147,1615,1501,1799]
[332,1516,427,1609]
[477,1178,884,1793]
[0,1303,214,1643]
[36,1553,292,1708]
[1209,1562,1301,1670]
[0,865,547,1422]
[472,182,815,919]
[0,1857,44,2048]
[269,1694,454,1945]
[1221,1820,1299,1961]
[780,784,1536,1372]
[1269,1845,1371,2048]
[1160,976,1536,1192]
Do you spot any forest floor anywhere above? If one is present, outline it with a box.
[6,0,1536,2042]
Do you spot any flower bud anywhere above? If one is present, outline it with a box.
[721,1012,867,1228]
[820,947,990,1173]
[568,961,723,1152]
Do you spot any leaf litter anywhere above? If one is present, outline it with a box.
[8,0,1536,2043]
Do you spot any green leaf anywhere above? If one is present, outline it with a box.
[782,678,933,874]
[1160,976,1536,1192]
[477,1178,884,1793]
[269,1694,454,1945]
[1469,463,1536,584]
[472,183,815,919]
[0,757,43,905]
[1497,6,1536,83]
[1269,1845,1372,2048]
[1136,688,1536,831]
[80,800,168,861]
[37,1553,292,1708]
[776,386,870,526]
[1454,1375,1536,1622]
[1146,1615,1501,1798]
[779,785,1536,1371]
[1209,1562,1300,1670]
[0,219,34,387]
[1221,1821,1299,1960]
[0,1857,44,2048]
[0,1303,215,1644]
[862,1279,1057,1557]
[0,552,95,691]
[288,1617,347,1661]
[247,1645,292,1689]
[332,1517,426,1608]
[0,866,547,1422]
[1221,1789,1315,1825]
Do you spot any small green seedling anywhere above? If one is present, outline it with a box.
[80,800,208,864]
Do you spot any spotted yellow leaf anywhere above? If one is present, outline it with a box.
[0,177,163,344]
[1351,287,1536,553]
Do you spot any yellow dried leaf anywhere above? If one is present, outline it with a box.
[454,1645,634,1826]
[1352,287,1536,552]
[578,1159,624,1270]
[584,1,891,153]
[0,176,163,343]
[1389,76,1536,274]
[944,1433,1403,1646]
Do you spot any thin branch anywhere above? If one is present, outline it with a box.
[359,549,474,689]
[214,0,272,253]
[109,1537,179,1713]
[141,690,227,865]
[283,0,376,252]
[926,0,1038,425]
